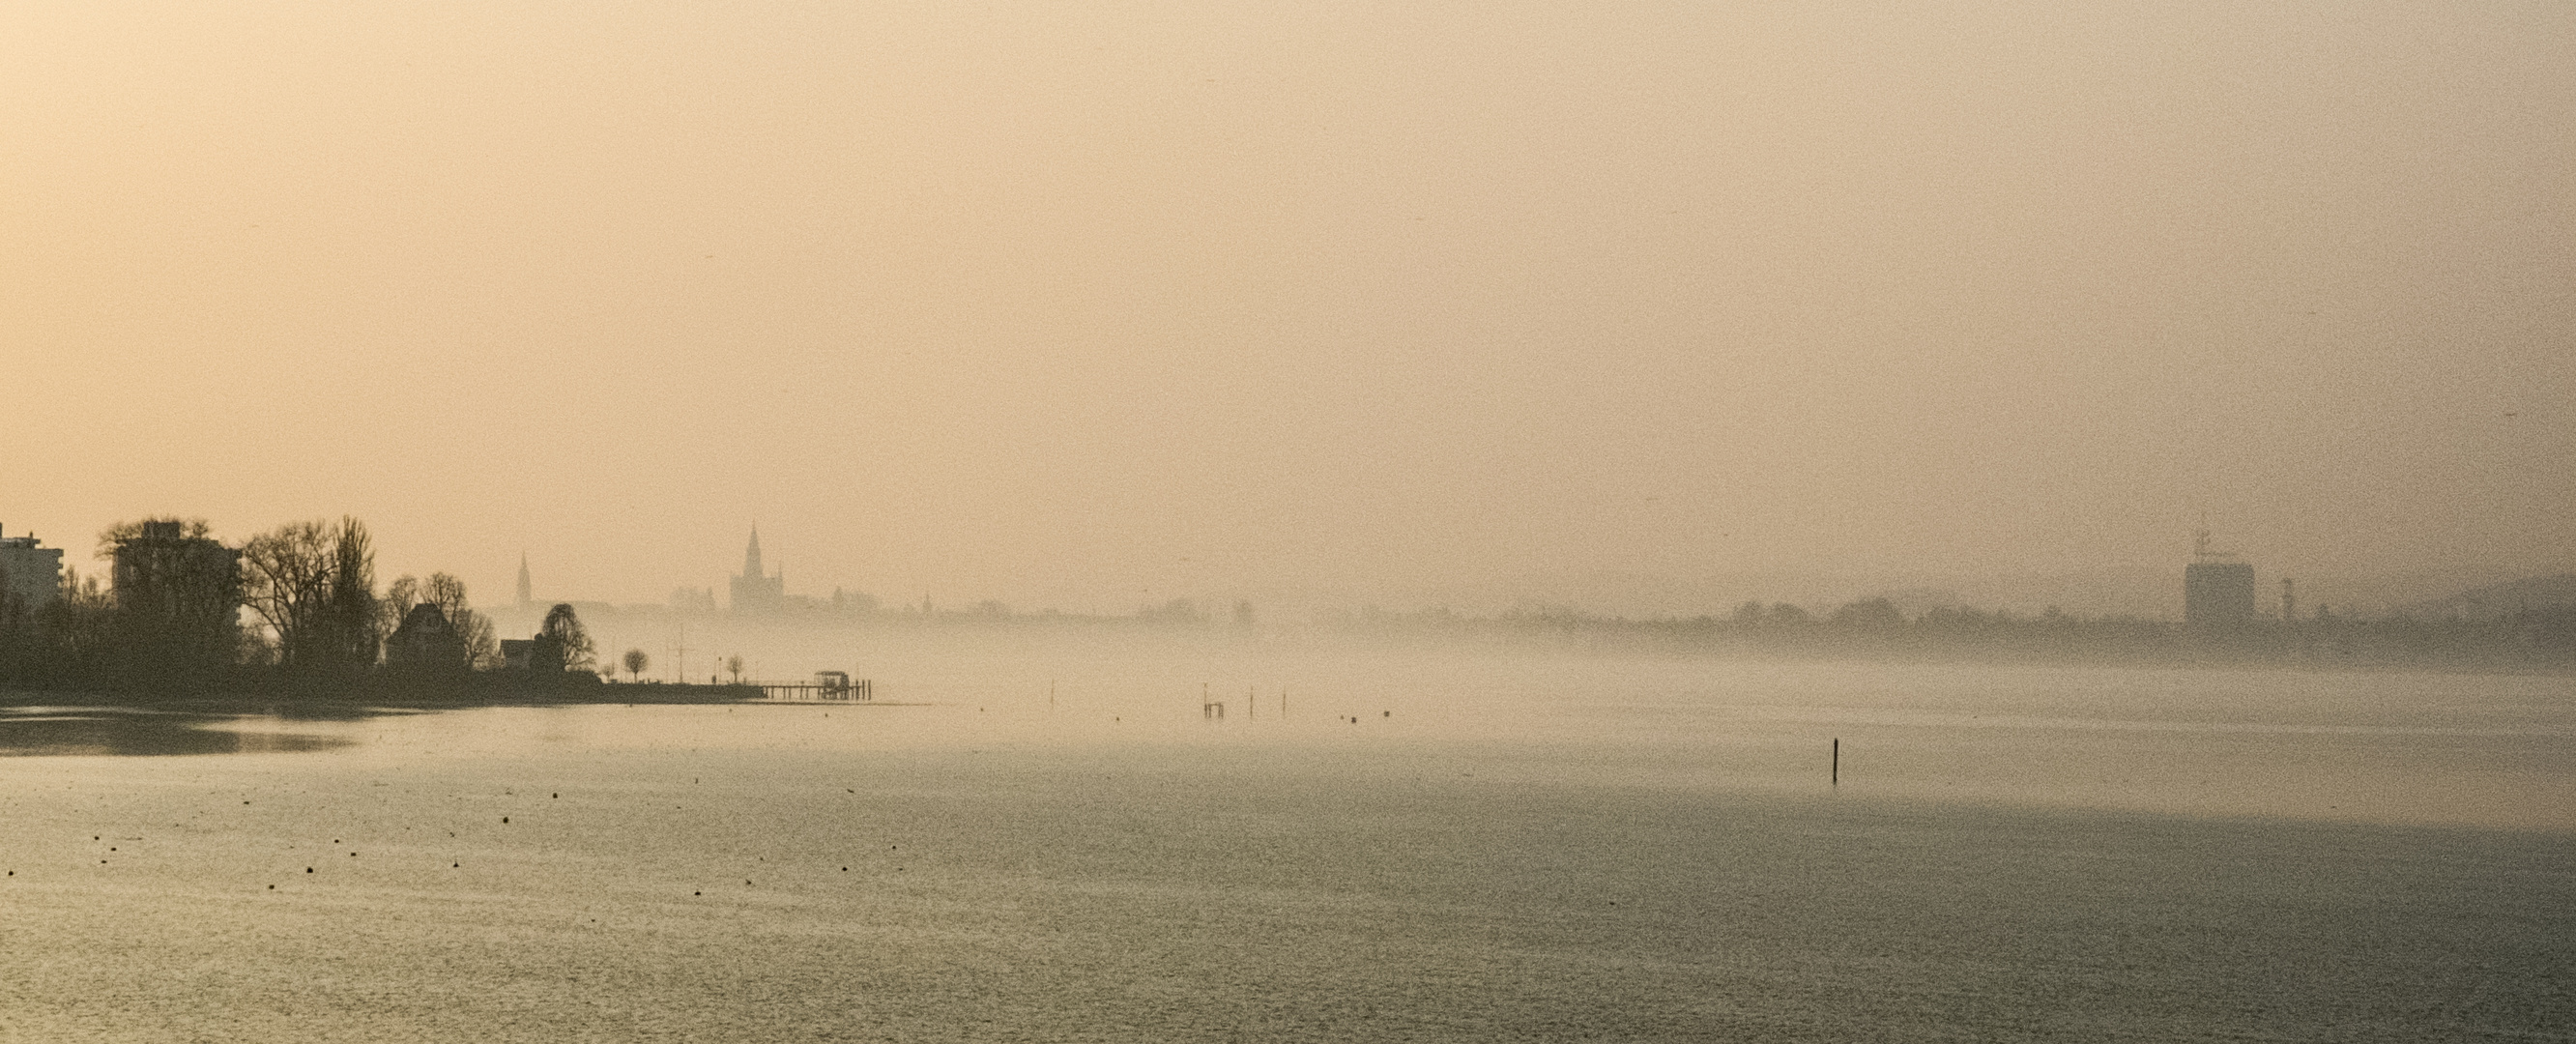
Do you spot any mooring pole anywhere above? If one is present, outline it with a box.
[1832,738,1839,786]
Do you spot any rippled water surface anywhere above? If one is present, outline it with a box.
[2,653,2570,1041]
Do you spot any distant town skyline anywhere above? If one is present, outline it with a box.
[6,509,2559,624]
[473,522,2535,623]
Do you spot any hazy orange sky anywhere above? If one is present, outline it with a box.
[5,2,2569,615]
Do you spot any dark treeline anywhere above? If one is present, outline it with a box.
[0,515,610,699]
[620,584,2576,673]
[1326,597,2576,669]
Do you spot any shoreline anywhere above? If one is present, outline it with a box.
[0,676,772,714]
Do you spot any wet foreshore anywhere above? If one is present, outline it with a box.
[0,676,770,757]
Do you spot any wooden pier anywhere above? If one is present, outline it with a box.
[757,672,873,702]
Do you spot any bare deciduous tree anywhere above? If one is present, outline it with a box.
[382,574,420,638]
[327,518,376,665]
[242,517,381,670]
[37,566,118,676]
[98,516,241,675]
[96,517,213,547]
[383,572,501,671]
[426,573,499,670]
[535,603,594,672]
[241,521,331,668]
[622,648,649,682]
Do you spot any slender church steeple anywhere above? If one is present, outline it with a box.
[516,553,533,608]
[731,527,785,614]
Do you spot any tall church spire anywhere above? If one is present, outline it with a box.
[731,526,785,614]
[516,552,533,608]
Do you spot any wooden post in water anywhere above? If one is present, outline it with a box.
[1832,738,1839,786]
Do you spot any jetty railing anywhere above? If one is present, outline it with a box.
[757,677,873,702]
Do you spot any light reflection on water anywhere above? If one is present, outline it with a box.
[0,707,356,757]
[0,656,2568,1040]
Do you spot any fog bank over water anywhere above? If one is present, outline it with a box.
[55,647,2557,833]
[6,1,2571,612]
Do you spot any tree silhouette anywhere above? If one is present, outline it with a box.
[424,574,498,668]
[622,647,649,682]
[383,572,500,671]
[241,517,379,670]
[534,603,594,672]
[98,517,242,676]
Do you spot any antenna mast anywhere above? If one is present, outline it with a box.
[2193,515,2237,563]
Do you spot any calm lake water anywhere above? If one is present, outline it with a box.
[2,652,2570,1041]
